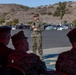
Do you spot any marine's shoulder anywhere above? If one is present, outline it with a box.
[28,53,39,57]
[58,50,71,57]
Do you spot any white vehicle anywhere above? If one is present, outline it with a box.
[56,25,63,30]
[63,24,68,30]
[12,26,16,30]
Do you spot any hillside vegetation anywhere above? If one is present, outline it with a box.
[0,1,76,25]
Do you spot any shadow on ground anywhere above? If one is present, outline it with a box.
[42,54,59,71]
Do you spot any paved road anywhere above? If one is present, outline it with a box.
[8,29,71,50]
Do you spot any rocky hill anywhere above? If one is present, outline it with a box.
[0,1,76,25]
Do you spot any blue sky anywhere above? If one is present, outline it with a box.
[0,0,76,7]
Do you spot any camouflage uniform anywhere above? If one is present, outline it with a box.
[31,20,44,56]
[55,48,76,75]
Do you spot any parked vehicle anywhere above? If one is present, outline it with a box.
[16,24,30,29]
[63,24,69,30]
[12,26,16,30]
[56,25,63,30]
[52,25,57,30]
[44,24,53,30]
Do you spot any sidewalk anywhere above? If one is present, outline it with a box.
[28,46,72,70]
[27,46,71,55]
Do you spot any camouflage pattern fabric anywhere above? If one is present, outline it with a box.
[30,21,44,37]
[55,48,76,75]
[32,36,43,55]
[30,20,44,55]
[8,50,46,75]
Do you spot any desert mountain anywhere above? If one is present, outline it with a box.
[0,1,76,25]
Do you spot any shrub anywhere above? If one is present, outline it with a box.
[47,12,52,15]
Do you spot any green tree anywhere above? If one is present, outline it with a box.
[72,19,76,26]
[6,19,19,26]
[13,19,19,25]
[6,21,13,26]
[53,2,67,25]
[63,20,67,24]
[47,12,52,15]
[0,18,5,25]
